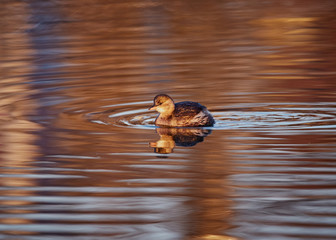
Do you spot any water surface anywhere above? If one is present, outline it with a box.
[1,1,336,239]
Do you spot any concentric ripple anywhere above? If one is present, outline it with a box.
[86,102,336,130]
[86,101,157,129]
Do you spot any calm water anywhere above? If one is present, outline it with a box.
[1,1,336,239]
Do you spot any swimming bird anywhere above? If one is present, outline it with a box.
[149,94,215,127]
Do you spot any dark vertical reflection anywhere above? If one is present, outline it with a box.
[0,0,41,236]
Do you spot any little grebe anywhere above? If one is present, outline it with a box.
[149,94,215,127]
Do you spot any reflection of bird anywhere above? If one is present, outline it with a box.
[150,127,212,154]
[149,94,215,127]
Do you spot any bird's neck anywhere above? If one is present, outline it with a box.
[160,104,175,117]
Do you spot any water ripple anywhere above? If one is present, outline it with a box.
[85,101,336,130]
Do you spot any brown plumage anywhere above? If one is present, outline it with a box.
[149,94,215,127]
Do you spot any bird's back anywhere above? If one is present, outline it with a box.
[172,101,214,127]
[174,101,205,117]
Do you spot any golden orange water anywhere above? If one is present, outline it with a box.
[1,1,336,239]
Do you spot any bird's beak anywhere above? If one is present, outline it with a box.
[148,105,156,111]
